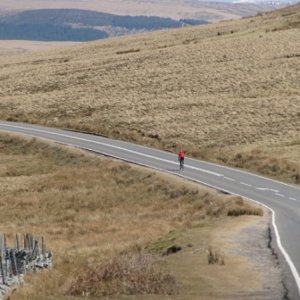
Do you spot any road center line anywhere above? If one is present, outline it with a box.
[256,187,279,193]
[224,176,235,181]
[1,121,300,297]
[240,182,252,187]
[0,123,223,177]
[289,197,297,201]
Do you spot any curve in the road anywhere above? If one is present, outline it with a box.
[0,121,300,298]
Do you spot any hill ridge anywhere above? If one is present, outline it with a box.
[0,8,207,41]
[0,2,299,183]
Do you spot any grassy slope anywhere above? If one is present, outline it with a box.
[0,4,299,184]
[0,40,79,55]
[0,134,270,300]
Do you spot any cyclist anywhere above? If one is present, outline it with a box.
[178,150,185,170]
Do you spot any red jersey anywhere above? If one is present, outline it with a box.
[178,151,185,158]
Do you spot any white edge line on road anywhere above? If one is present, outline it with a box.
[0,124,223,177]
[185,149,300,192]
[138,157,300,296]
[179,182,300,298]
[1,123,300,296]
[2,121,300,191]
[80,144,300,297]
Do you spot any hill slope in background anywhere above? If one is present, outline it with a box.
[0,3,299,183]
[0,0,287,22]
[0,9,208,41]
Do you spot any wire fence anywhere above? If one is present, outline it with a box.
[0,233,52,299]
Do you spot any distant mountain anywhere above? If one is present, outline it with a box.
[0,9,208,42]
[232,0,298,4]
[0,0,292,23]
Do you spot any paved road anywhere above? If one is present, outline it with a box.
[1,121,300,298]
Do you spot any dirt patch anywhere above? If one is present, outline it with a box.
[107,211,285,300]
[211,211,285,299]
[170,212,285,299]
[2,134,281,299]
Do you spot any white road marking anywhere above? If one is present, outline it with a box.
[187,150,300,192]
[256,187,279,193]
[0,123,223,177]
[289,197,297,201]
[187,164,223,176]
[162,172,300,297]
[240,182,252,187]
[275,193,285,198]
[224,176,235,181]
[1,121,300,296]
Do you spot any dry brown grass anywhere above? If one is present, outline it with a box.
[63,248,178,297]
[0,41,79,56]
[0,134,269,299]
[0,4,299,185]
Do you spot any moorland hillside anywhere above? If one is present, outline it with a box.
[0,0,284,22]
[0,3,299,183]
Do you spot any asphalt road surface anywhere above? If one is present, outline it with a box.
[1,121,300,298]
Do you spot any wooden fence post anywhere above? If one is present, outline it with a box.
[0,235,6,284]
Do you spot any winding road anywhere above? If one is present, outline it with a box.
[1,120,300,298]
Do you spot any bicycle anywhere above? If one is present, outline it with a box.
[179,157,184,171]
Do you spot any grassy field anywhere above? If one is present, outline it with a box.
[0,4,299,184]
[0,5,298,299]
[0,133,278,300]
[0,40,79,55]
